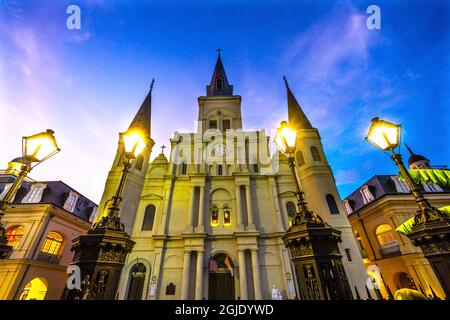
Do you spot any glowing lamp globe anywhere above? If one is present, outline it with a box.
[122,131,146,159]
[365,117,401,152]
[22,129,60,163]
[274,121,297,155]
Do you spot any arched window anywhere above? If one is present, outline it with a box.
[223,204,231,226]
[286,201,296,226]
[360,185,375,204]
[19,278,47,300]
[310,147,321,161]
[376,224,397,247]
[217,165,223,176]
[142,205,156,231]
[127,263,146,300]
[216,78,224,90]
[22,183,47,203]
[211,205,219,227]
[343,199,353,215]
[326,194,340,214]
[135,156,144,171]
[63,191,79,213]
[41,232,63,255]
[6,225,24,249]
[296,151,305,166]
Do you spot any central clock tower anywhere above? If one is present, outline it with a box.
[197,51,242,133]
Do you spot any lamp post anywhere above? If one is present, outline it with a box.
[365,117,450,298]
[0,129,60,259]
[66,130,147,300]
[275,121,354,300]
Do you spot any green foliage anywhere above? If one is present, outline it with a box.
[396,206,450,236]
[398,169,450,187]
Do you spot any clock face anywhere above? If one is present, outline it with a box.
[213,143,228,155]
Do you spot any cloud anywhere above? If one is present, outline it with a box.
[69,32,91,43]
[335,168,361,186]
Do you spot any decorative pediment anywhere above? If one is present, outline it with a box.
[140,193,163,200]
[277,191,297,199]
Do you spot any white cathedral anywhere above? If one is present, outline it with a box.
[94,53,370,300]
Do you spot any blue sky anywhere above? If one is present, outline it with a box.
[0,0,449,203]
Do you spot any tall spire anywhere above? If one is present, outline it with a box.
[284,76,313,130]
[129,79,154,138]
[206,50,233,96]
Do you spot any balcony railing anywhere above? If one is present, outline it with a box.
[37,252,61,264]
[379,244,401,259]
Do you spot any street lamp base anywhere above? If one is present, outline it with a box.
[63,215,135,300]
[407,218,450,299]
[282,219,354,300]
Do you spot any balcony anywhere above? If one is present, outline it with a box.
[379,244,401,259]
[37,252,61,264]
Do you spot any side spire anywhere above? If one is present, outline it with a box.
[404,143,430,168]
[129,78,154,138]
[405,143,415,156]
[284,76,313,130]
[206,50,233,96]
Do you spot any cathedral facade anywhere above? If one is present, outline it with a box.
[94,53,370,300]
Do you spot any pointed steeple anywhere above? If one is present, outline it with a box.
[404,144,430,168]
[284,76,313,130]
[129,79,154,138]
[206,49,233,96]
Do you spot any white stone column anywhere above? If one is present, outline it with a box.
[238,250,248,300]
[181,250,191,299]
[245,184,255,229]
[251,249,262,300]
[195,251,204,299]
[198,186,205,229]
[235,184,244,229]
[188,186,196,230]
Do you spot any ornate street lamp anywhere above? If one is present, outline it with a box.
[66,129,147,300]
[0,129,60,259]
[274,121,322,225]
[365,117,450,298]
[95,130,147,228]
[275,121,354,300]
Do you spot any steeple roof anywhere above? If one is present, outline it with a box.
[284,76,313,130]
[206,50,233,96]
[129,79,154,138]
[405,144,429,166]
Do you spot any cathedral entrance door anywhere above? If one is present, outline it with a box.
[208,254,235,300]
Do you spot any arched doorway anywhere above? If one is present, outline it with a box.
[19,278,48,300]
[126,263,147,300]
[209,253,235,300]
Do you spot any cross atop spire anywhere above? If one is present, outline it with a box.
[206,50,233,96]
[283,75,289,88]
[150,78,155,93]
[284,76,313,130]
[128,79,155,138]
[160,145,166,154]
